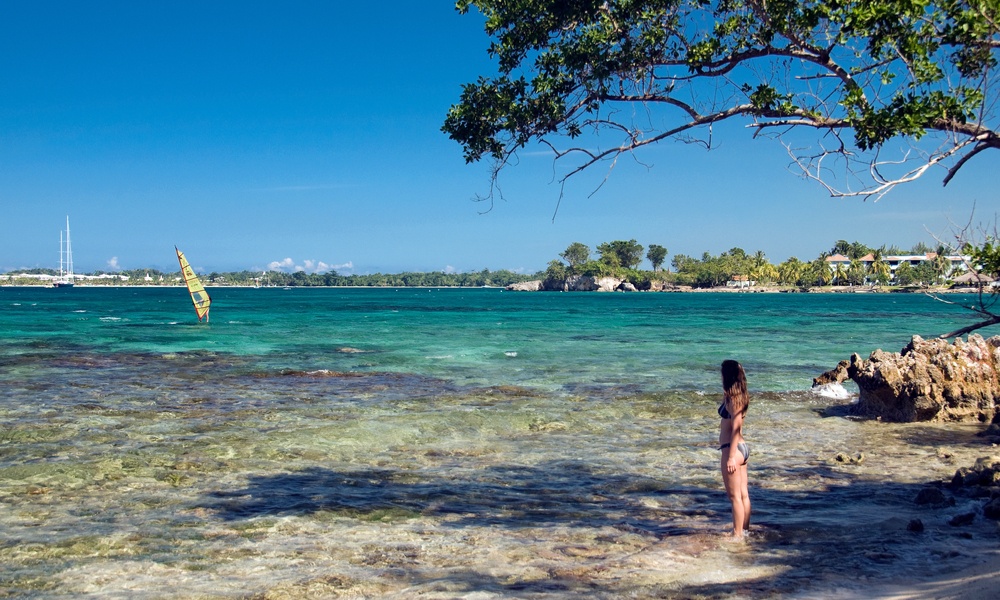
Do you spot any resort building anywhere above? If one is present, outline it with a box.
[3,272,130,284]
[824,252,967,282]
[726,275,754,289]
[825,254,851,271]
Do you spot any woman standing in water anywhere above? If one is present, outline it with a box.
[719,359,751,538]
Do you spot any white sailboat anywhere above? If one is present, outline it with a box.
[54,216,75,288]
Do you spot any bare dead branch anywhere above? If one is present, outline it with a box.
[937,314,1000,339]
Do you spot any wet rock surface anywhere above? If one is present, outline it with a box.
[845,334,1000,422]
[813,359,851,387]
[941,456,1000,522]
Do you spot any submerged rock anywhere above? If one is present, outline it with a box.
[984,497,1000,520]
[976,412,1000,443]
[846,334,1000,422]
[944,457,1000,521]
[948,512,977,526]
[834,452,866,464]
[950,457,1000,488]
[915,487,951,507]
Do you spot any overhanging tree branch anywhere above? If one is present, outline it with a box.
[445,0,999,201]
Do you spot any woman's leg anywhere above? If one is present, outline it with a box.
[721,457,746,538]
[739,462,751,532]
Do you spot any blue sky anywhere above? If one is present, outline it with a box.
[0,1,991,275]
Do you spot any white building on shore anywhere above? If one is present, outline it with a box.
[824,252,967,282]
[4,272,130,284]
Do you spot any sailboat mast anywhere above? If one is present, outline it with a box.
[65,216,73,279]
[53,216,76,288]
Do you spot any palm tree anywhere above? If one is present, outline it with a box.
[932,246,952,282]
[847,260,866,286]
[811,259,832,286]
[749,250,773,284]
[778,258,805,285]
[832,262,847,286]
[868,247,891,286]
[760,263,779,284]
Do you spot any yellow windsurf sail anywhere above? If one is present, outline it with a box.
[175,247,211,322]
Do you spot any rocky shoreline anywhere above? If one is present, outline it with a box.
[813,333,1000,583]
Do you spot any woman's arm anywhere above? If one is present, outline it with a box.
[726,410,744,473]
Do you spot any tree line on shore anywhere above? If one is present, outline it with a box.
[0,267,541,288]
[0,239,970,289]
[543,239,959,289]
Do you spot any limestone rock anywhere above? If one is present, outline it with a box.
[813,360,851,387]
[506,280,543,291]
[560,275,624,292]
[594,277,625,292]
[846,334,1000,422]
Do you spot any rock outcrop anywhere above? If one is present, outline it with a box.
[506,276,643,292]
[564,275,624,292]
[506,280,543,291]
[846,334,1000,422]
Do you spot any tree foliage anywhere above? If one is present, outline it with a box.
[672,246,768,287]
[445,0,999,200]
[934,231,1000,336]
[560,242,592,266]
[647,244,668,271]
[598,239,645,269]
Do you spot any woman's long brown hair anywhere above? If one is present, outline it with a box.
[721,360,749,416]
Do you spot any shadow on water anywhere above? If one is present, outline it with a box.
[200,458,998,598]
[204,461,715,538]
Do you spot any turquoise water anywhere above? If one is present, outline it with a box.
[1,287,996,599]
[0,287,980,391]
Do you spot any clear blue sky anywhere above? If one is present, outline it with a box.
[0,1,991,275]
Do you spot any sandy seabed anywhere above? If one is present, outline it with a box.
[7,413,999,600]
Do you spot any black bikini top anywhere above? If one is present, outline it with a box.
[718,402,732,419]
[718,396,745,419]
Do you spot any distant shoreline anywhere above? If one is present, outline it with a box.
[0,283,980,294]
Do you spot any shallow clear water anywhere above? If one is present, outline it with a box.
[1,287,997,598]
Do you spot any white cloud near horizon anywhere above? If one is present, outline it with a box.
[106,257,121,271]
[267,258,353,274]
